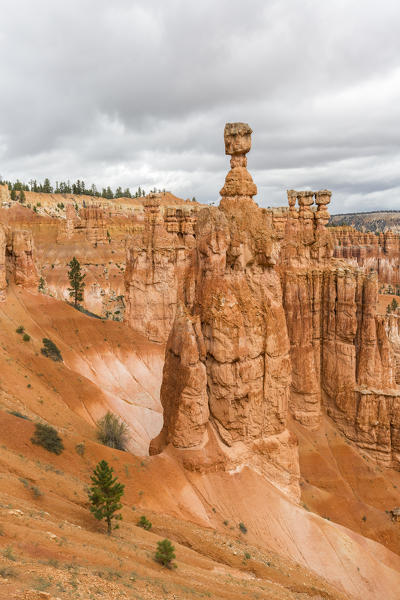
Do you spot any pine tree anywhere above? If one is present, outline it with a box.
[38,276,45,293]
[155,539,176,568]
[42,178,53,193]
[67,256,86,307]
[88,460,125,535]
[19,190,26,203]
[10,188,16,202]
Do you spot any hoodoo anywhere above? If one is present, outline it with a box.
[150,123,400,497]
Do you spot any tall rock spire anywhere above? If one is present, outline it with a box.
[219,122,257,205]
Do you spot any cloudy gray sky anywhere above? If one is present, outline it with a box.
[1,0,400,213]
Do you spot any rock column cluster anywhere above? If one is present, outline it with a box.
[151,123,300,500]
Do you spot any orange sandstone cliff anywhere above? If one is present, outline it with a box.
[147,123,400,496]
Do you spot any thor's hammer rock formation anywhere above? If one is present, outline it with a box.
[150,122,400,497]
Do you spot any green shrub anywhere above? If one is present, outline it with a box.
[155,539,176,569]
[75,442,85,457]
[41,338,63,362]
[137,516,152,531]
[3,546,16,561]
[9,410,30,420]
[23,333,31,342]
[239,522,247,534]
[0,567,16,578]
[16,326,24,334]
[31,423,64,455]
[96,412,128,451]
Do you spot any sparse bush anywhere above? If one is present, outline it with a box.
[9,410,30,420]
[0,567,16,578]
[16,326,24,334]
[137,515,152,531]
[155,539,176,569]
[41,338,63,362]
[244,552,251,560]
[22,333,30,342]
[31,423,64,455]
[75,442,85,457]
[239,522,247,534]
[3,546,16,561]
[31,485,43,498]
[96,412,128,451]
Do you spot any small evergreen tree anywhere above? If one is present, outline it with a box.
[10,188,16,202]
[155,539,176,568]
[88,460,125,535]
[38,277,45,293]
[67,256,86,307]
[137,515,152,530]
[19,190,26,203]
[42,178,53,193]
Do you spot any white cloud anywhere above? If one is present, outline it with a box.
[0,0,400,212]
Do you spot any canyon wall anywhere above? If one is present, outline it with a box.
[0,225,6,300]
[124,195,199,342]
[330,226,400,287]
[6,229,39,290]
[0,191,199,319]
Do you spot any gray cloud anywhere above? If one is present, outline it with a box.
[1,0,400,212]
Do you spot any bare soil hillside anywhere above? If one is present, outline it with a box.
[1,289,400,599]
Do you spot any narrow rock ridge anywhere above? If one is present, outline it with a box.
[149,123,400,498]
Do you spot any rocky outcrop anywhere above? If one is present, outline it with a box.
[57,203,108,245]
[124,195,199,343]
[0,224,6,300]
[0,182,11,206]
[6,229,39,290]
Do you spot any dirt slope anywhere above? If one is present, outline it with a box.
[1,289,400,599]
[0,286,164,454]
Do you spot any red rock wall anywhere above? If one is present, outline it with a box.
[330,226,400,286]
[6,229,39,291]
[124,196,199,343]
[0,225,6,300]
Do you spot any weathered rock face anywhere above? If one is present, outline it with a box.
[124,195,199,343]
[6,229,39,290]
[0,225,6,300]
[330,226,400,287]
[57,203,108,245]
[152,123,300,500]
[280,196,400,464]
[0,182,11,206]
[149,122,400,493]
